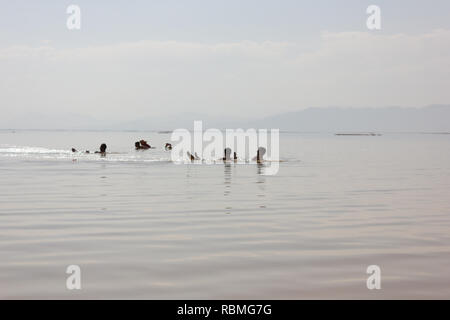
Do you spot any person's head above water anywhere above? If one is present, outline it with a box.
[100,143,107,153]
[71,148,77,153]
[187,151,195,161]
[139,140,151,149]
[256,147,266,162]
[258,147,266,157]
[223,148,232,160]
[135,141,141,150]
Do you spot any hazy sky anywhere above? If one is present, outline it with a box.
[1,0,450,126]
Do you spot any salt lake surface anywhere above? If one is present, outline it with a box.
[1,130,450,299]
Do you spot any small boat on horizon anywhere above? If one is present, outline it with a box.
[335,132,382,136]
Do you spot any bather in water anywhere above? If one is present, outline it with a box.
[222,148,232,161]
[252,147,266,163]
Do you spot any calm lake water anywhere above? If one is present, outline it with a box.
[1,130,450,299]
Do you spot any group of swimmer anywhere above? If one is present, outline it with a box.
[71,143,107,155]
[135,140,174,151]
[186,147,266,163]
[71,140,168,155]
[135,140,152,150]
[71,140,266,162]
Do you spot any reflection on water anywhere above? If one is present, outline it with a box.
[256,163,267,209]
[224,163,232,196]
[1,132,450,299]
[224,163,232,214]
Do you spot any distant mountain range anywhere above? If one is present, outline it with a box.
[245,105,450,132]
[100,104,450,132]
[2,105,450,132]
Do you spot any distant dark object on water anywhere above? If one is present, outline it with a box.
[135,140,151,150]
[158,131,172,134]
[71,148,77,153]
[253,147,266,163]
[223,148,232,161]
[187,151,195,161]
[335,133,381,136]
[165,143,172,151]
[139,140,151,149]
[95,143,107,155]
[186,151,200,161]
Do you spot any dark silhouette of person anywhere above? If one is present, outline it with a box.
[187,151,195,161]
[135,141,141,150]
[223,148,232,161]
[187,151,200,161]
[253,147,266,163]
[95,143,107,156]
[165,143,172,151]
[233,152,238,162]
[139,140,151,149]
